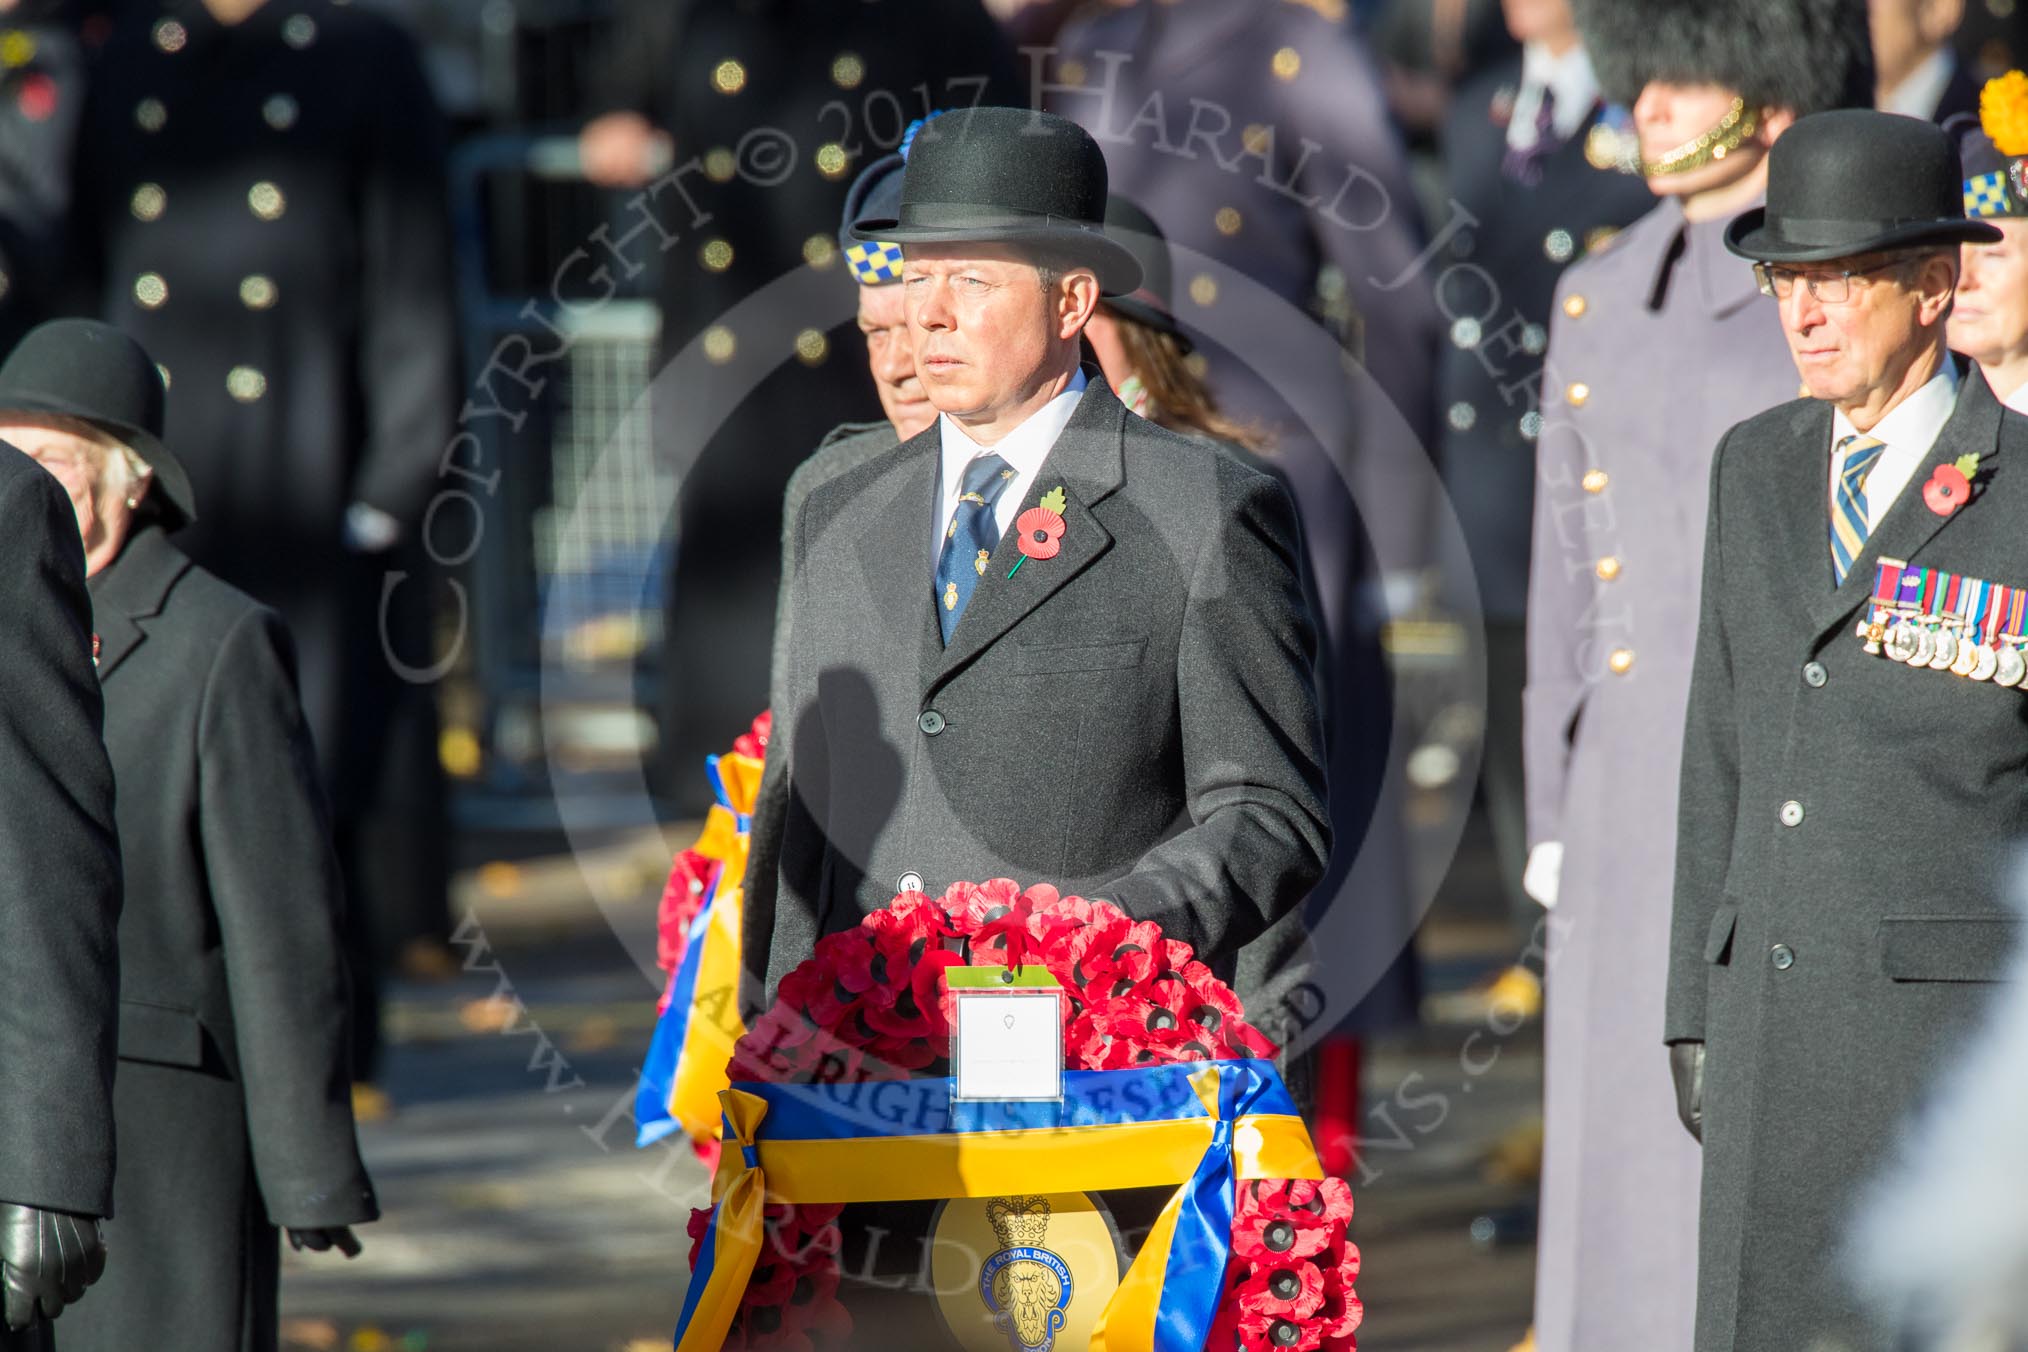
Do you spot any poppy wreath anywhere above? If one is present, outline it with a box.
[684,1199,849,1352]
[697,879,1363,1350]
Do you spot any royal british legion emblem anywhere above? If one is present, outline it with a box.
[981,1196,1074,1351]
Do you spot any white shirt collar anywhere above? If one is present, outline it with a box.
[1507,42,1600,151]
[1881,48,1956,121]
[1996,368,2028,416]
[1829,359,1961,528]
[933,368,1088,557]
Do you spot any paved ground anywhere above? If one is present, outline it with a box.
[278,817,1542,1352]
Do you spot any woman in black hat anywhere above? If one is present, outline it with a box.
[1950,75,2028,409]
[0,320,376,1352]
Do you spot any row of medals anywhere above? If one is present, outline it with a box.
[1857,567,2028,686]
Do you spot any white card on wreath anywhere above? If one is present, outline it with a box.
[952,989,1063,1102]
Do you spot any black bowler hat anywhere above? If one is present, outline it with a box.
[1099,196,1191,352]
[1726,110,2002,263]
[850,106,1143,296]
[0,319,195,529]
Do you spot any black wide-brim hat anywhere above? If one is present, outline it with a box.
[1726,109,2001,263]
[1098,195,1191,351]
[0,319,195,529]
[850,106,1143,297]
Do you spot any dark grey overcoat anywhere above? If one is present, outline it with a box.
[0,444,121,1352]
[1670,369,2028,1352]
[60,525,375,1352]
[745,380,1330,1004]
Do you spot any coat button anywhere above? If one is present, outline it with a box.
[1803,661,1828,688]
[1566,381,1591,407]
[897,871,923,894]
[1564,293,1588,319]
[918,709,946,736]
[1582,468,1608,493]
[1595,556,1621,582]
[1607,647,1634,675]
[1779,799,1804,827]
[1770,944,1795,971]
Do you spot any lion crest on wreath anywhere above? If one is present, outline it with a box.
[982,1195,1074,1350]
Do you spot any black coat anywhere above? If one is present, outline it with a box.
[1434,57,1653,621]
[1670,371,2028,1351]
[0,444,121,1222]
[71,0,455,811]
[59,525,373,1352]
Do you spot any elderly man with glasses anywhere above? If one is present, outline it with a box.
[1668,108,2028,1352]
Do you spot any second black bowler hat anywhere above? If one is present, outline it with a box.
[1726,109,2002,262]
[850,106,1143,296]
[0,319,196,529]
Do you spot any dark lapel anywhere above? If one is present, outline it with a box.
[86,525,190,681]
[928,382,1128,694]
[1806,364,2005,640]
[851,422,947,689]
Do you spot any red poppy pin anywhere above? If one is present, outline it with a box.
[1922,452,1981,517]
[1006,485,1067,578]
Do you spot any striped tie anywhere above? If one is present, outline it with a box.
[1831,434,1886,586]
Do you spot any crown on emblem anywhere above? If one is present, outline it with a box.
[986,1195,1052,1250]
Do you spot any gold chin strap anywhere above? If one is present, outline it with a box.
[1642,98,1759,178]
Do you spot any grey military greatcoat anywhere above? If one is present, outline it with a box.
[1524,199,1803,1352]
[745,379,1330,1003]
[1671,370,2028,1352]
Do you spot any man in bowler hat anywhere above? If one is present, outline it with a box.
[1522,3,1872,1347]
[1672,109,2023,1351]
[744,103,1329,1020]
[0,441,122,1343]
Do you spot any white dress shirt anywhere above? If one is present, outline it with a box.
[932,368,1087,560]
[2002,375,2028,416]
[1829,360,1960,529]
[1505,41,1601,152]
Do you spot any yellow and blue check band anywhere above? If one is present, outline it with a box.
[1967,169,2015,219]
[845,239,904,285]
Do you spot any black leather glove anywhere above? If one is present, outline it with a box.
[1669,1041,1706,1143]
[285,1227,363,1259]
[0,1202,106,1331]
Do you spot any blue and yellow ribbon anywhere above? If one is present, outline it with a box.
[673,1059,1321,1351]
[634,751,763,1148]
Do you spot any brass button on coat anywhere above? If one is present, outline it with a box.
[1595,556,1621,582]
[1607,647,1634,675]
[1582,469,1608,493]
[1566,381,1590,407]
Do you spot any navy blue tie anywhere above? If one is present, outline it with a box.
[934,453,1016,643]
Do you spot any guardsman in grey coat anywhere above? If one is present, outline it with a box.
[1434,0,1652,936]
[752,104,1328,1004]
[0,439,120,1348]
[1523,2,1871,1349]
[1672,110,2019,1352]
[0,321,376,1352]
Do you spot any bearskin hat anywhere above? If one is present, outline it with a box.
[1576,0,1874,115]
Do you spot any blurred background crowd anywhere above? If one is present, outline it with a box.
[7,0,2028,1347]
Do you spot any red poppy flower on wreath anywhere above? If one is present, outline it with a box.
[1923,454,1980,516]
[731,708,772,760]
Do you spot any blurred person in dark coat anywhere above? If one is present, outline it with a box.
[1434,0,1651,963]
[1048,0,1437,1126]
[0,432,121,1348]
[0,320,374,1352]
[0,0,86,355]
[69,0,459,1088]
[1874,0,1976,121]
[577,0,1020,813]
[1673,109,2020,1351]
[1524,2,1872,1349]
